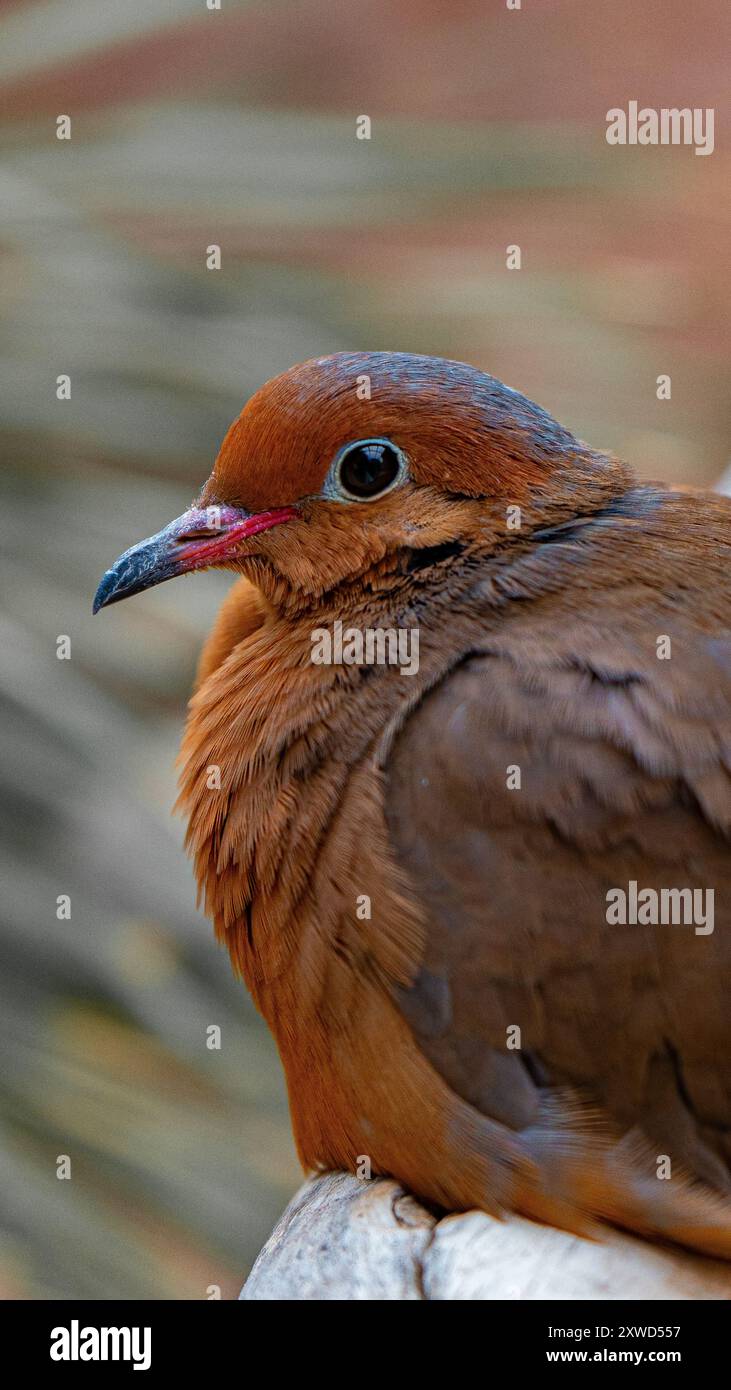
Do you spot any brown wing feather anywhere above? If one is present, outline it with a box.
[385,598,731,1251]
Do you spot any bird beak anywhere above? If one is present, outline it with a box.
[93,502,297,613]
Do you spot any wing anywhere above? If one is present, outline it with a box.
[385,596,731,1248]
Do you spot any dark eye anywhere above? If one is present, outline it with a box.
[332,438,406,501]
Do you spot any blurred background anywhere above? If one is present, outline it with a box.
[1,0,729,1299]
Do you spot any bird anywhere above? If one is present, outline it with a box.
[94,351,731,1257]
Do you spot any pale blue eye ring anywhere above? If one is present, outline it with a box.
[324,437,408,502]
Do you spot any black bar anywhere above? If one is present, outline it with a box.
[3,1298,727,1375]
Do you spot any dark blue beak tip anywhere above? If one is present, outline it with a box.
[92,572,115,614]
[92,509,214,615]
[92,536,175,614]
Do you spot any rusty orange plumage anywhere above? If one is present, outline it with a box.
[95,352,731,1256]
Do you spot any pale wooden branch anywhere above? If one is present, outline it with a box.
[240,1172,731,1300]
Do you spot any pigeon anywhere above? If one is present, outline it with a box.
[95,352,731,1255]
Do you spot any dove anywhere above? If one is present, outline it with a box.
[94,352,731,1256]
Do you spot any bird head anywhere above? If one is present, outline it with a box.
[93,352,626,617]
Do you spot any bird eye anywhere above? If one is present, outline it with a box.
[331,438,406,502]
